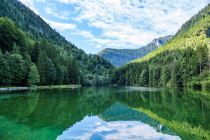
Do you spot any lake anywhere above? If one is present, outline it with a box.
[0,87,209,140]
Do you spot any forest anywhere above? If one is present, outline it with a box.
[1,0,210,90]
[112,4,210,90]
[112,45,209,89]
[0,0,113,87]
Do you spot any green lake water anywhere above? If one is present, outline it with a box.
[0,87,209,140]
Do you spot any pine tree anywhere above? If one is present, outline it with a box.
[0,50,11,85]
[28,63,40,86]
[140,69,149,86]
[160,65,170,86]
[8,54,27,85]
[55,64,64,84]
[67,57,80,84]
[31,42,40,63]
[36,51,47,85]
[45,58,56,85]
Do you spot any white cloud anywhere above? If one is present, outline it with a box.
[72,30,95,39]
[95,45,103,49]
[57,116,181,140]
[43,18,76,31]
[54,0,210,49]
[45,6,70,20]
[37,0,45,2]
[57,0,78,4]
[20,0,210,51]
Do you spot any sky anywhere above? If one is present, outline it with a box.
[19,0,210,54]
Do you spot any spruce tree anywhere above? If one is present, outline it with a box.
[28,63,40,86]
[0,50,11,85]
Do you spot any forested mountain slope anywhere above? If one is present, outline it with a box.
[0,0,113,86]
[112,4,210,89]
[98,36,173,67]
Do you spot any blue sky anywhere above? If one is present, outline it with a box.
[19,0,210,54]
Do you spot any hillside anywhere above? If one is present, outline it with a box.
[0,0,113,86]
[112,4,210,89]
[98,36,173,67]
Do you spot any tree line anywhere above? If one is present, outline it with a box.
[0,17,113,86]
[112,44,210,89]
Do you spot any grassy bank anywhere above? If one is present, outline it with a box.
[0,85,81,92]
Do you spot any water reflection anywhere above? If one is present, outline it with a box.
[0,87,209,140]
[57,116,180,140]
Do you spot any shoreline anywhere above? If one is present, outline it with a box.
[0,85,81,92]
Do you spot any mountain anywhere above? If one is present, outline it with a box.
[112,4,210,89]
[0,0,113,86]
[98,35,173,67]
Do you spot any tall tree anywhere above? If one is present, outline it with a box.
[140,68,149,86]
[36,51,47,85]
[0,50,11,85]
[31,42,41,63]
[67,57,80,84]
[197,44,208,76]
[160,65,170,86]
[45,58,56,85]
[55,64,64,84]
[28,63,40,86]
[8,54,27,85]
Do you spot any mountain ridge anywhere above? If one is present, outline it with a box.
[98,35,173,67]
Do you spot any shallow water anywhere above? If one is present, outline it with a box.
[0,87,209,140]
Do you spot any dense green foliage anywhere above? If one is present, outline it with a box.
[0,17,80,86]
[28,63,40,85]
[98,36,173,67]
[113,4,210,89]
[113,45,209,88]
[0,0,113,86]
